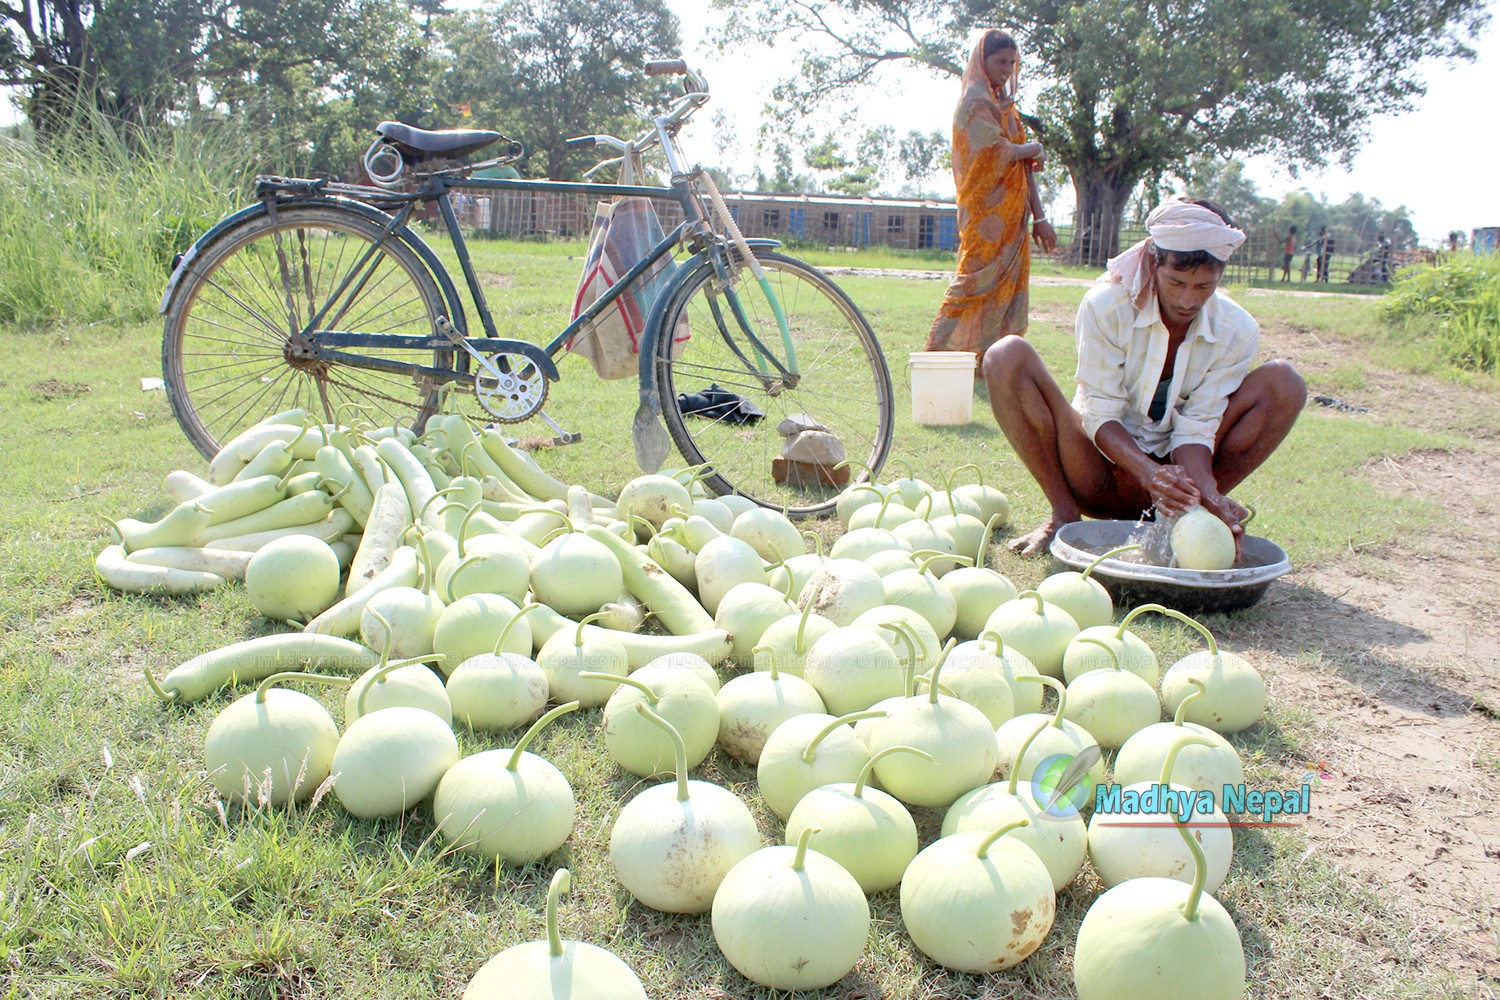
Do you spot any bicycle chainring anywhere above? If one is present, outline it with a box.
[474,352,548,423]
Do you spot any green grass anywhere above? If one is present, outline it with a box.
[0,241,1486,998]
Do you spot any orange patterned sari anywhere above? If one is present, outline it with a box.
[925,34,1034,359]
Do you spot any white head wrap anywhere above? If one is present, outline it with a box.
[1103,198,1247,307]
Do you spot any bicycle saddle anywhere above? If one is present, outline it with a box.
[375,121,506,160]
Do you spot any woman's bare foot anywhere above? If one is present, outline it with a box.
[1006,515,1075,557]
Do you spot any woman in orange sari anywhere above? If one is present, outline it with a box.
[925,30,1056,362]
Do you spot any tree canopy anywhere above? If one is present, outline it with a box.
[1,0,682,179]
[714,0,1489,261]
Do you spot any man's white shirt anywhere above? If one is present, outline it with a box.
[1071,281,1259,458]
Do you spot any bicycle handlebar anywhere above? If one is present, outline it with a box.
[565,57,710,168]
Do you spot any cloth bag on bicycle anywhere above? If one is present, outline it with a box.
[565,146,689,379]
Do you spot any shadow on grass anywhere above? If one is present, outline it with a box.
[1216,580,1480,717]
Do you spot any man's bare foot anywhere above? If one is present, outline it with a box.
[1006,516,1074,557]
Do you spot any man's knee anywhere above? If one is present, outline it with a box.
[1259,359,1307,413]
[980,335,1037,387]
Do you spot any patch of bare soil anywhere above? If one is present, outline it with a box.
[28,378,91,399]
[1234,320,1500,993]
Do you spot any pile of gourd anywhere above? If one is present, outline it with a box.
[103,409,1269,1000]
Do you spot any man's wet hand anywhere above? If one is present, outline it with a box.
[1147,464,1201,516]
[1200,491,1248,560]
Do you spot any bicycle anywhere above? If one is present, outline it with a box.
[159,60,894,517]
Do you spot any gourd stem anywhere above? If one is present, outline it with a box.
[141,663,178,703]
[1159,607,1220,657]
[917,551,971,575]
[1172,677,1207,727]
[574,611,609,647]
[802,530,824,558]
[948,464,984,491]
[927,638,958,705]
[753,644,781,681]
[546,868,570,958]
[508,701,581,771]
[1159,733,1215,788]
[370,608,397,668]
[977,818,1030,858]
[1018,674,1067,728]
[885,621,919,694]
[635,702,691,802]
[796,585,821,653]
[579,670,650,701]
[1082,543,1141,580]
[803,709,885,764]
[1117,602,1172,638]
[791,823,818,871]
[356,654,446,715]
[491,603,540,657]
[1175,790,1211,922]
[444,554,481,604]
[458,502,482,548]
[853,745,931,798]
[255,670,354,701]
[1008,718,1052,795]
[1019,588,1045,616]
[1074,635,1123,672]
[976,512,1004,568]
[979,629,1007,657]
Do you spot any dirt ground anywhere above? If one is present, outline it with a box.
[1224,312,1500,993]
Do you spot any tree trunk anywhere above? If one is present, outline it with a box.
[1065,166,1144,269]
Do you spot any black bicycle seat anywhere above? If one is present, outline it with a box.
[678,384,764,425]
[375,121,507,160]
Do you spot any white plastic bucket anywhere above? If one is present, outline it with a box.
[908,352,976,425]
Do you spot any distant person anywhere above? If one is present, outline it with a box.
[981,197,1306,557]
[924,29,1057,368]
[1375,232,1392,283]
[1316,226,1335,283]
[1281,225,1298,282]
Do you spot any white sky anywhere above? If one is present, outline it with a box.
[667,0,1500,243]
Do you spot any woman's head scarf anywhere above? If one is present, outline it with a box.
[1104,198,1247,308]
[961,29,1019,109]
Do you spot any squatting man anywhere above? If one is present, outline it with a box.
[982,198,1307,557]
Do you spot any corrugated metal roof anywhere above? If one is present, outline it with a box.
[720,191,956,210]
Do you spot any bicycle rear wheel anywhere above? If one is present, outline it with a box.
[162,202,450,460]
[655,249,892,517]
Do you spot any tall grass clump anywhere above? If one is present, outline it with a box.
[0,103,258,327]
[1381,252,1500,373]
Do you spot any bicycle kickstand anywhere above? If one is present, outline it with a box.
[537,410,583,447]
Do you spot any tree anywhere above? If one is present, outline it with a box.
[714,0,1488,264]
[434,0,682,180]
[1,2,429,136]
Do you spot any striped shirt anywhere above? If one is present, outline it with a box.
[1071,282,1259,457]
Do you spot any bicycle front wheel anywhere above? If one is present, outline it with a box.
[162,202,451,460]
[656,250,893,517]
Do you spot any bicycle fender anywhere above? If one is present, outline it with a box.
[158,196,469,337]
[633,239,782,393]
